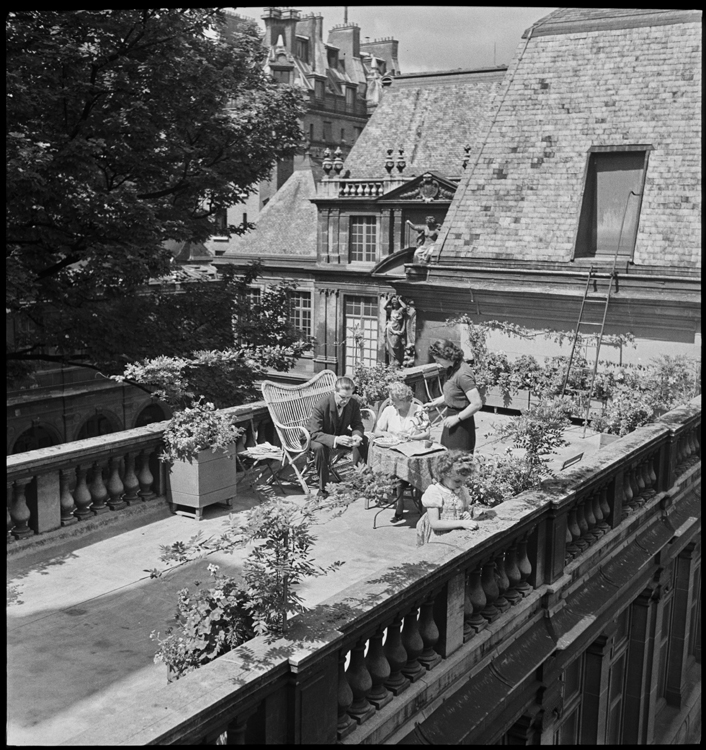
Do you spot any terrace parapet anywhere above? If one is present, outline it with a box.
[58,396,700,745]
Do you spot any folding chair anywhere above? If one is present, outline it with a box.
[261,370,339,495]
[422,365,447,427]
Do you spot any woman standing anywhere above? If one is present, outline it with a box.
[424,339,482,453]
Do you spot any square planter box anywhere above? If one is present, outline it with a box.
[168,447,237,520]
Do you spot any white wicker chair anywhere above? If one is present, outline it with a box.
[261,370,338,495]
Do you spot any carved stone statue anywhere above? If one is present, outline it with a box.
[384,295,409,366]
[406,216,441,264]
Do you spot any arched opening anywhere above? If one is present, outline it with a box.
[134,404,167,428]
[11,424,59,454]
[76,413,116,441]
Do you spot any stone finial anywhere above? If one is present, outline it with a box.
[396,148,406,174]
[322,148,332,177]
[384,148,394,174]
[333,147,344,175]
[462,145,471,169]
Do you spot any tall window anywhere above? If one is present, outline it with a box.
[344,296,378,370]
[314,79,325,100]
[575,149,648,260]
[553,656,584,744]
[272,68,290,85]
[323,120,332,143]
[213,208,228,236]
[605,607,631,744]
[288,291,312,340]
[349,216,377,262]
[345,86,355,110]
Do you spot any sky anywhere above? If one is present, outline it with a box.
[231,5,559,72]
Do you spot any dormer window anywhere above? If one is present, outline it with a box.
[345,86,355,110]
[574,147,649,260]
[327,49,339,69]
[296,36,309,63]
[314,79,325,99]
[349,216,377,263]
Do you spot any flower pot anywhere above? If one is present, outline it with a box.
[168,447,237,519]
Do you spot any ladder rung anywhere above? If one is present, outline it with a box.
[584,296,609,301]
[577,322,603,327]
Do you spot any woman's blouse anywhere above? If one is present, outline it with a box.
[376,402,424,435]
[442,362,478,410]
[421,482,471,520]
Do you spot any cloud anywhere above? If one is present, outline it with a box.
[232,5,559,72]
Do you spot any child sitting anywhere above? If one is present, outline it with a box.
[416,450,479,546]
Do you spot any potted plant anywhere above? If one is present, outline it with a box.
[161,398,244,517]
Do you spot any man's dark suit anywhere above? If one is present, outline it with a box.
[308,393,369,492]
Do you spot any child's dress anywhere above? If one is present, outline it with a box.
[416,482,473,546]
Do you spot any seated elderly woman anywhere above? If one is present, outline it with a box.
[375,382,430,523]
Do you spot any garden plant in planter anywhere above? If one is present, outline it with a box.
[160,398,244,518]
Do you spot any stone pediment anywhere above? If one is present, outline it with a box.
[378,172,457,203]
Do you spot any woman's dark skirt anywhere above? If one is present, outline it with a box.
[440,408,476,453]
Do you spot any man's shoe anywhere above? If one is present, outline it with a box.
[391,513,404,523]
[316,489,329,500]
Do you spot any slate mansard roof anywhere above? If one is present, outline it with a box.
[437,7,702,270]
[220,169,318,257]
[342,67,507,180]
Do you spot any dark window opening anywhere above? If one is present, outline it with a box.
[575,150,647,260]
[77,414,115,441]
[12,425,58,454]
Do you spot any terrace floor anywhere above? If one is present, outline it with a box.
[6,411,605,746]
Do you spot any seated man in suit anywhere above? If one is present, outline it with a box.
[308,376,369,498]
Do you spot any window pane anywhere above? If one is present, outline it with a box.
[558,707,578,744]
[609,653,625,703]
[564,657,582,699]
[289,292,312,339]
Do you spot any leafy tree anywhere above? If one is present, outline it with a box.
[7,9,305,380]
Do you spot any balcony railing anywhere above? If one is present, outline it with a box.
[6,365,443,542]
[49,394,699,745]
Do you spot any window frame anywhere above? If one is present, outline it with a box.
[343,295,379,371]
[572,145,652,263]
[288,290,313,347]
[348,215,378,264]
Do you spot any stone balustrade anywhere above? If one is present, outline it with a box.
[59,396,700,745]
[6,365,443,543]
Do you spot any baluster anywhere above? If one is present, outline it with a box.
[494,552,511,613]
[74,464,93,520]
[635,459,646,500]
[10,478,33,539]
[401,607,425,682]
[346,638,376,724]
[629,464,641,506]
[677,435,687,465]
[583,491,598,541]
[59,469,78,526]
[504,544,523,606]
[122,451,140,504]
[590,487,605,537]
[107,456,126,511]
[418,597,442,670]
[647,453,658,489]
[465,566,487,638]
[138,447,156,501]
[641,457,656,500]
[88,461,109,515]
[566,506,581,558]
[365,627,392,709]
[598,485,611,531]
[621,470,634,518]
[337,650,355,739]
[516,537,533,596]
[383,616,410,695]
[480,560,500,622]
[575,500,590,551]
